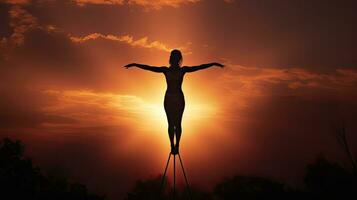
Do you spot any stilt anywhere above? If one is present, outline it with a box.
[173,155,176,200]
[178,154,192,200]
[160,152,172,197]
[159,152,192,199]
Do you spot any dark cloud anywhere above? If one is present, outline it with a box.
[3,0,357,69]
[25,128,135,199]
[188,0,357,68]
[0,4,11,37]
[219,91,357,183]
[18,28,87,72]
[0,84,78,129]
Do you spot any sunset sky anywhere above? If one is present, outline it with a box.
[1,0,357,199]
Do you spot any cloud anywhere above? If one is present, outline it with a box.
[0,84,78,129]
[72,0,201,9]
[223,64,357,92]
[0,5,39,60]
[127,0,201,9]
[0,86,159,132]
[0,4,89,72]
[42,89,144,127]
[69,33,190,53]
[3,0,30,5]
[223,0,234,3]
[74,0,124,6]
[41,89,213,128]
[8,6,38,46]
[216,63,357,116]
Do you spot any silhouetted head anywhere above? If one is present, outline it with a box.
[169,49,182,67]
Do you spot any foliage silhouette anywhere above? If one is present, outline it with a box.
[125,175,167,200]
[212,157,356,200]
[332,122,357,174]
[304,156,356,199]
[125,175,212,200]
[0,138,105,200]
[2,138,356,200]
[213,175,294,200]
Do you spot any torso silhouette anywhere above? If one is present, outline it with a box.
[163,67,185,123]
[164,67,185,94]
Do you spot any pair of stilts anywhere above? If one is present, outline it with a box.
[159,150,192,200]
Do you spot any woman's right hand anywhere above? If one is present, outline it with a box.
[213,62,224,68]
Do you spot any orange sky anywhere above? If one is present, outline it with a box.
[1,0,357,199]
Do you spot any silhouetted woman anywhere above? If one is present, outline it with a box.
[124,49,224,154]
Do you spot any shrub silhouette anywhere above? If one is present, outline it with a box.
[2,138,356,200]
[213,175,294,200]
[304,156,356,199]
[125,175,166,200]
[125,175,212,200]
[0,138,105,200]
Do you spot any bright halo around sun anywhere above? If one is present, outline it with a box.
[131,94,218,136]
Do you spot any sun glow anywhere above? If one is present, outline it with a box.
[130,92,218,135]
[42,83,220,159]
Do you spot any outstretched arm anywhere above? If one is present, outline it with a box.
[124,63,167,73]
[182,62,224,73]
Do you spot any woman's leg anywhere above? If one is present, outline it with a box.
[174,105,184,152]
[168,122,175,149]
[164,93,184,154]
[165,96,175,153]
[175,125,182,149]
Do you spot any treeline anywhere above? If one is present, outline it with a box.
[126,157,356,200]
[1,138,356,200]
[0,138,105,200]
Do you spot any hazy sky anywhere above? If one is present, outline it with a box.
[1,0,357,199]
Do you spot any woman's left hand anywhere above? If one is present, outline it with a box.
[124,63,136,69]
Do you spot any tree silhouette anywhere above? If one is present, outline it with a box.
[332,122,357,174]
[304,156,356,199]
[0,138,106,200]
[213,175,295,200]
[125,175,212,200]
[2,138,357,200]
[125,175,166,200]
